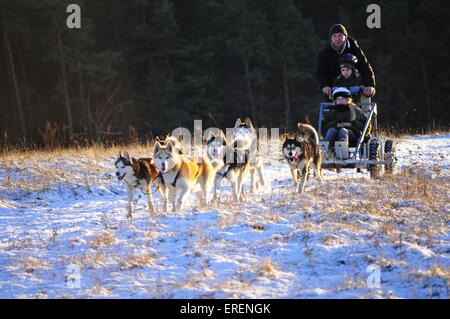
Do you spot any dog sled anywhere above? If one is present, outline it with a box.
[317,98,397,178]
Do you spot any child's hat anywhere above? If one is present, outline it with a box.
[332,87,351,100]
[339,53,358,70]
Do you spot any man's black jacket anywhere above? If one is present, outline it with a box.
[315,37,376,89]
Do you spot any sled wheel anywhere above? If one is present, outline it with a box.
[369,140,381,179]
[384,139,396,176]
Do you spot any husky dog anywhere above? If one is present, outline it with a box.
[229,118,265,200]
[282,134,322,193]
[297,123,319,147]
[204,129,246,203]
[153,140,214,212]
[203,129,227,171]
[114,151,162,218]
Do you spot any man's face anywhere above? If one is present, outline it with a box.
[341,67,352,79]
[331,33,346,48]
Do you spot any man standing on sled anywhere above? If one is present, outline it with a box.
[316,24,376,100]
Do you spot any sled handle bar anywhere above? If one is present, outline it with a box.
[353,103,377,159]
[317,102,334,137]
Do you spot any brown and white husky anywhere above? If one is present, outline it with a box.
[153,140,214,212]
[114,151,162,218]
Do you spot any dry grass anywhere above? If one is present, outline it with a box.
[90,232,116,248]
[338,277,366,292]
[89,283,111,296]
[429,265,450,279]
[377,128,450,139]
[258,258,278,277]
[0,142,154,194]
[119,253,154,270]
[23,256,50,273]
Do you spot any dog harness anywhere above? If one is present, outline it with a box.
[218,148,250,179]
[218,165,230,178]
[171,170,180,187]
[125,178,139,188]
[158,170,180,187]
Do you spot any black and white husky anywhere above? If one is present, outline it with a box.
[205,118,265,202]
[114,151,162,218]
[282,129,323,193]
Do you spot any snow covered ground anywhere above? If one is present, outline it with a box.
[0,133,449,298]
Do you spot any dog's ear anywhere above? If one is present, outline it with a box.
[203,130,212,143]
[118,151,123,158]
[234,118,242,128]
[154,142,162,154]
[244,117,254,128]
[123,151,130,161]
[166,140,174,153]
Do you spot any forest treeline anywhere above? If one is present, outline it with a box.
[1,0,449,146]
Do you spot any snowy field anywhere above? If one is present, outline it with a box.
[0,133,449,298]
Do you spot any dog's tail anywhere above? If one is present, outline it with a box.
[297,123,319,147]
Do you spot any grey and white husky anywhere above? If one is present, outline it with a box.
[205,118,265,203]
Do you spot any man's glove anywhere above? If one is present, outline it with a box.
[322,86,332,95]
[363,86,376,97]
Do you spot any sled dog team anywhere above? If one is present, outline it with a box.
[115,118,322,218]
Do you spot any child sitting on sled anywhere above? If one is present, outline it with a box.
[332,53,364,101]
